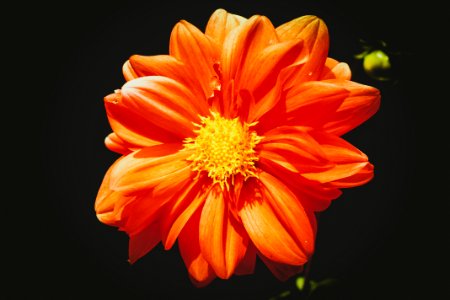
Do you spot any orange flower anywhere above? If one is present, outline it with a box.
[95,9,380,286]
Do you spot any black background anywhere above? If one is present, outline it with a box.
[9,0,446,299]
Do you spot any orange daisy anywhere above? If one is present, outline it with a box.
[95,9,380,286]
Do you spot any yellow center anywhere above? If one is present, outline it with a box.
[184,112,262,190]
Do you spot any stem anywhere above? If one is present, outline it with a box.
[301,212,321,298]
[300,255,313,298]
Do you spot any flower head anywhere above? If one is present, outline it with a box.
[96,9,380,286]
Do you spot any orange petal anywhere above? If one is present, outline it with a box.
[127,55,204,99]
[238,179,308,265]
[320,58,351,80]
[128,221,161,264]
[302,162,369,185]
[105,132,132,155]
[123,60,138,81]
[221,15,277,82]
[285,81,349,126]
[199,186,248,279]
[272,127,372,188]
[276,15,329,84]
[109,143,190,193]
[277,15,321,40]
[205,8,247,45]
[257,126,331,174]
[239,38,305,102]
[328,163,374,188]
[94,157,119,213]
[322,80,381,136]
[259,253,304,281]
[119,169,194,236]
[161,178,209,250]
[105,91,171,147]
[246,76,280,123]
[258,172,315,257]
[104,165,194,235]
[129,55,186,78]
[119,76,208,139]
[258,157,341,212]
[220,15,277,116]
[95,157,135,226]
[298,130,374,185]
[311,129,369,163]
[256,80,349,132]
[247,60,309,126]
[96,192,132,227]
[169,20,219,99]
[178,208,216,287]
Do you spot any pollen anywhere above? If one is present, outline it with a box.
[184,112,262,190]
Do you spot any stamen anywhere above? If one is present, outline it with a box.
[183,112,262,190]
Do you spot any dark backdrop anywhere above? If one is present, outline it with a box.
[10,0,445,299]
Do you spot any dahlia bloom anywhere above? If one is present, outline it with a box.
[95,9,380,286]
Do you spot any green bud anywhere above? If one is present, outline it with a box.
[363,50,392,81]
[296,276,305,290]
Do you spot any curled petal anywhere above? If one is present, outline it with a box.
[257,79,379,135]
[95,157,137,226]
[301,130,374,186]
[161,178,209,250]
[322,80,381,136]
[119,171,194,236]
[238,178,309,265]
[257,126,331,173]
[199,187,248,279]
[258,156,341,212]
[320,58,351,80]
[328,163,374,188]
[302,162,370,184]
[127,55,204,99]
[170,20,219,99]
[311,129,369,163]
[256,80,349,132]
[105,91,170,147]
[205,8,247,45]
[277,15,321,40]
[258,172,315,257]
[285,81,348,126]
[222,15,278,82]
[179,208,216,287]
[97,146,193,235]
[239,38,306,102]
[123,60,138,81]
[221,15,278,116]
[120,76,208,139]
[109,143,190,193]
[276,15,329,84]
[129,55,186,79]
[105,132,132,155]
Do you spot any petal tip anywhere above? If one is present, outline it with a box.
[189,274,215,287]
[104,91,121,104]
[212,8,228,15]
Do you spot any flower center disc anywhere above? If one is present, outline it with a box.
[184,112,262,190]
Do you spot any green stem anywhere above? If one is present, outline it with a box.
[301,256,313,298]
[301,212,321,298]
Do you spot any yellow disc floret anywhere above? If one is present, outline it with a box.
[184,112,262,190]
